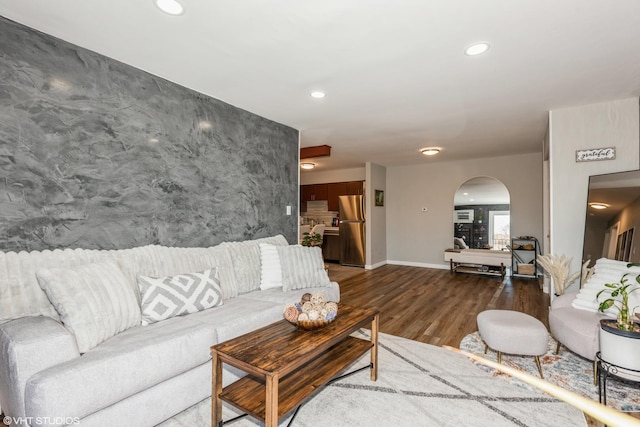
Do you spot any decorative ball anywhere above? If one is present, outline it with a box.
[307,310,320,321]
[298,312,309,321]
[324,301,338,314]
[301,293,312,303]
[310,292,326,305]
[283,304,299,323]
[301,301,314,313]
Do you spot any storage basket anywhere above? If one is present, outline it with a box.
[518,263,535,275]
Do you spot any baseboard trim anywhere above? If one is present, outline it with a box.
[386,260,449,270]
[365,260,388,270]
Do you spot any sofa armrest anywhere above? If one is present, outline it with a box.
[550,291,578,310]
[0,316,79,418]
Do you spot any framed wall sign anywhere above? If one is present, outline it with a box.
[575,147,616,162]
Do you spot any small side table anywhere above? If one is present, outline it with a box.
[596,351,640,406]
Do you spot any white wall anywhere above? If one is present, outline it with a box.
[366,162,387,269]
[300,167,365,185]
[549,97,640,294]
[386,152,543,268]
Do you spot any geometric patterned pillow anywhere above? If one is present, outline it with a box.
[137,268,223,325]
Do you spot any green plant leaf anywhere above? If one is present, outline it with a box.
[598,300,614,311]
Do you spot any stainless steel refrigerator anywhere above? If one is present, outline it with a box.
[339,195,365,266]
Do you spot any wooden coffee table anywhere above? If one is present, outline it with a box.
[210,304,379,427]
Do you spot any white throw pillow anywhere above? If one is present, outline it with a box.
[137,268,223,325]
[36,261,141,353]
[222,235,289,294]
[572,258,640,315]
[259,243,283,290]
[276,245,331,291]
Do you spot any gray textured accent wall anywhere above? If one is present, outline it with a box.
[0,17,299,252]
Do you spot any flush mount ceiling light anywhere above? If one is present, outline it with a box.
[465,42,490,56]
[155,0,184,15]
[310,91,326,99]
[300,162,316,170]
[589,203,609,210]
[421,148,441,156]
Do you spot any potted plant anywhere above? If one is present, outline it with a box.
[596,263,640,380]
[301,232,323,247]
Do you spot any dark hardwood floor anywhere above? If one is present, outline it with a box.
[327,263,548,348]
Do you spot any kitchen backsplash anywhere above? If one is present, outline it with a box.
[301,201,337,227]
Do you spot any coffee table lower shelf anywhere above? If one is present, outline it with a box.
[220,336,372,422]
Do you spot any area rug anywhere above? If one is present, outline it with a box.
[159,331,585,427]
[460,331,640,413]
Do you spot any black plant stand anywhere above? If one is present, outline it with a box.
[596,351,640,407]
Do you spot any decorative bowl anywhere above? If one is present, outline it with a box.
[293,318,335,331]
[283,293,338,330]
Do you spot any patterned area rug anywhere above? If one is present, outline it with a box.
[460,331,640,413]
[159,331,586,427]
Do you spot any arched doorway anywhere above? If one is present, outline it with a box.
[453,177,510,250]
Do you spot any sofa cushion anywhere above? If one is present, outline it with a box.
[35,261,141,353]
[276,245,331,291]
[238,282,341,306]
[222,235,288,295]
[111,245,239,301]
[138,268,223,325]
[0,248,114,324]
[453,237,468,249]
[25,316,215,421]
[187,297,282,342]
[259,243,283,290]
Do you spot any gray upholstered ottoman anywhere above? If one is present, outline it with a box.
[477,309,549,378]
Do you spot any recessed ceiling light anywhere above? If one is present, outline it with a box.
[155,0,184,15]
[465,42,490,56]
[300,162,316,170]
[589,203,609,210]
[310,91,326,99]
[421,148,441,156]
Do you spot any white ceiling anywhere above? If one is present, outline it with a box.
[1,1,639,172]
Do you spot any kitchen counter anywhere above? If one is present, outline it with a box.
[324,227,339,236]
[322,230,340,262]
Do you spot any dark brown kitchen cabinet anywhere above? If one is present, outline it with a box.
[300,185,314,202]
[313,184,328,201]
[327,182,348,211]
[346,181,363,195]
[321,234,340,262]
[300,181,363,212]
[300,184,328,202]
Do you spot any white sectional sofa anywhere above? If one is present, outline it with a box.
[0,235,339,426]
